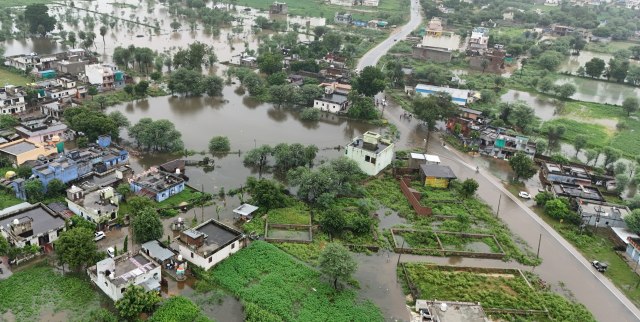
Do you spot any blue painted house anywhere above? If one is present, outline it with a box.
[415,84,471,106]
[130,169,185,202]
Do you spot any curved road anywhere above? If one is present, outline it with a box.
[357,1,640,321]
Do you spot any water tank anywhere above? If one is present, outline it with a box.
[440,303,448,312]
[12,219,19,225]
[4,171,16,179]
[177,254,183,261]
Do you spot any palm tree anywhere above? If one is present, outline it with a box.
[99,26,108,49]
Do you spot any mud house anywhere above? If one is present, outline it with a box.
[87,251,161,301]
[174,219,245,271]
[345,131,395,176]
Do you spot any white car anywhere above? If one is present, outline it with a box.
[94,231,106,241]
[107,247,115,258]
[518,191,531,199]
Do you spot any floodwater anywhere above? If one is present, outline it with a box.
[558,51,640,74]
[500,89,560,121]
[555,76,640,106]
[3,1,325,63]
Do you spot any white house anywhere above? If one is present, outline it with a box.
[175,219,245,271]
[313,83,351,114]
[0,85,26,115]
[0,203,66,249]
[344,131,395,176]
[84,64,125,90]
[415,84,471,106]
[87,252,162,302]
[66,186,119,224]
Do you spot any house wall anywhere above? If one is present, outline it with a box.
[156,182,185,202]
[313,99,345,113]
[626,244,640,264]
[344,143,394,176]
[3,226,65,248]
[412,47,452,62]
[178,239,243,271]
[66,198,116,223]
[424,176,450,188]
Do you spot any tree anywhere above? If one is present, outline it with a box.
[287,167,335,203]
[55,227,100,272]
[584,58,605,78]
[209,136,230,153]
[603,146,622,167]
[134,80,150,96]
[245,177,287,212]
[622,97,639,117]
[16,165,32,179]
[0,115,18,130]
[46,178,65,198]
[537,51,563,71]
[99,26,107,48]
[123,235,128,253]
[554,83,576,99]
[616,174,630,195]
[170,20,181,31]
[573,135,588,157]
[0,235,9,257]
[608,58,630,83]
[131,208,163,243]
[538,78,554,93]
[536,139,548,156]
[625,209,640,234]
[313,26,327,40]
[507,102,538,134]
[413,92,457,131]
[95,96,108,110]
[509,152,537,181]
[116,285,161,320]
[546,125,566,149]
[148,296,209,322]
[64,108,120,141]
[319,243,357,289]
[585,148,599,165]
[129,118,184,152]
[459,179,479,198]
[320,208,346,237]
[124,84,134,96]
[116,183,131,199]
[352,66,386,97]
[544,198,573,222]
[534,191,555,207]
[24,179,45,203]
[24,4,56,36]
[126,197,156,217]
[269,84,298,107]
[203,75,224,97]
[243,145,272,178]
[68,31,77,48]
[300,108,320,121]
[88,86,99,98]
[322,32,343,52]
[257,52,284,75]
[347,94,378,120]
[109,111,131,128]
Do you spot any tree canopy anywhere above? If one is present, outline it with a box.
[24,4,56,36]
[209,136,231,153]
[352,66,386,97]
[508,152,537,181]
[116,285,161,320]
[319,243,357,289]
[64,108,122,141]
[131,208,163,244]
[128,118,184,152]
[55,227,101,272]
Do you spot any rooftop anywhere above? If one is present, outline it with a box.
[131,169,184,194]
[552,183,604,201]
[415,84,470,105]
[317,93,348,105]
[420,164,457,179]
[415,300,489,322]
[411,153,441,163]
[579,200,630,219]
[0,203,65,240]
[0,140,39,155]
[233,204,259,217]
[180,219,243,255]
[75,189,118,214]
[141,240,175,262]
[349,136,390,154]
[94,253,159,286]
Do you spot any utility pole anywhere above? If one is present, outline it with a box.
[201,184,205,222]
[536,233,542,259]
[496,194,502,217]
[396,239,406,265]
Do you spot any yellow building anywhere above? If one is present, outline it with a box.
[420,164,457,189]
[0,139,56,165]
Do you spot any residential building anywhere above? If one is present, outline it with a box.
[420,164,457,188]
[269,1,288,14]
[233,204,259,221]
[540,162,592,186]
[415,300,490,322]
[4,53,59,72]
[55,58,90,76]
[334,13,353,24]
[408,153,441,169]
[362,0,379,5]
[84,64,125,90]
[313,91,349,113]
[66,186,119,224]
[426,17,444,36]
[174,219,245,271]
[552,183,604,202]
[240,56,257,67]
[87,252,161,302]
[469,27,490,51]
[415,84,471,106]
[14,116,67,143]
[479,127,536,159]
[626,237,640,265]
[323,53,348,69]
[577,199,630,228]
[40,101,65,118]
[344,131,395,176]
[0,203,66,249]
[412,45,453,63]
[141,240,177,267]
[469,48,506,73]
[0,85,26,115]
[129,168,185,202]
[0,139,56,165]
[551,24,575,36]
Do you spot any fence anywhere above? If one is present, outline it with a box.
[398,176,432,216]
[264,223,313,243]
[391,228,506,260]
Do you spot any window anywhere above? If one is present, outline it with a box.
[191,252,194,258]
[121,288,125,293]
[364,156,370,162]
[231,243,235,249]
[208,257,212,263]
[370,157,377,164]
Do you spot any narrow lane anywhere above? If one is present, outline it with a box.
[355,1,640,318]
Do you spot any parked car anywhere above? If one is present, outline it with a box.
[107,247,115,258]
[592,260,608,272]
[518,191,531,199]
[94,231,106,241]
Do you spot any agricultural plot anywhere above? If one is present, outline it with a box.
[203,241,383,322]
[265,205,313,243]
[400,263,595,322]
[391,229,505,259]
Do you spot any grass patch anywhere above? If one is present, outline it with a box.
[585,40,639,54]
[268,204,311,225]
[611,119,640,158]
[540,118,611,148]
[202,241,383,322]
[158,186,207,208]
[0,190,24,209]
[563,100,626,119]
[0,264,103,321]
[0,68,31,86]
[401,263,595,321]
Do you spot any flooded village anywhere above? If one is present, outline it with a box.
[1,0,640,321]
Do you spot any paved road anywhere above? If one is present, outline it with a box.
[355,1,640,320]
[356,0,423,70]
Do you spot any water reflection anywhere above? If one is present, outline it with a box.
[555,76,640,105]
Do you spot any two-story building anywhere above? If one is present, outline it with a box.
[0,85,26,115]
[87,252,162,302]
[0,139,56,165]
[84,64,125,91]
[174,219,245,271]
[0,203,66,250]
[66,186,119,224]
[129,168,185,202]
[345,131,394,176]
[479,127,536,159]
[14,116,67,143]
[469,27,490,51]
